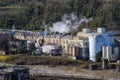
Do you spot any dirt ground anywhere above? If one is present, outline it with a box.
[1,54,120,80]
[30,75,101,80]
[4,54,92,68]
[26,65,120,80]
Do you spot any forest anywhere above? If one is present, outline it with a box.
[0,0,120,31]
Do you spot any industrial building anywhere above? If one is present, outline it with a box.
[12,28,116,62]
[0,30,28,55]
[9,39,27,54]
[88,28,114,62]
[36,28,115,61]
[0,65,29,80]
[102,46,119,61]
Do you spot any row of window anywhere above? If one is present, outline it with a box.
[44,39,82,45]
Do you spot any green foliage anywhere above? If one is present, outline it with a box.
[96,51,102,62]
[0,0,120,30]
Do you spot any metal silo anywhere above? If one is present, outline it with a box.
[89,35,97,62]
[102,46,107,59]
[106,46,112,61]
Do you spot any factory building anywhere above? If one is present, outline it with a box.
[13,27,115,62]
[38,28,115,61]
[88,28,114,62]
[9,39,27,54]
[36,30,89,59]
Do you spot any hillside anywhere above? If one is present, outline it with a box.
[0,0,120,31]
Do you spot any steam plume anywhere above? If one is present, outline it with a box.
[49,13,93,33]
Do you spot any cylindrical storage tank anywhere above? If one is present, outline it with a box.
[97,27,105,33]
[89,35,97,62]
[102,46,107,59]
[106,46,112,61]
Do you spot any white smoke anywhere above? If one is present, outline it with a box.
[49,13,93,33]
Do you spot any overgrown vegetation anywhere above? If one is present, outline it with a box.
[0,55,11,61]
[4,54,91,68]
[0,0,120,31]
